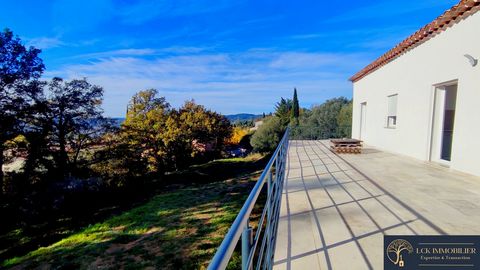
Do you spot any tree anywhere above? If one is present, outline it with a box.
[0,28,45,193]
[122,89,170,174]
[20,80,52,181]
[90,132,147,187]
[250,116,285,152]
[227,127,249,145]
[121,94,232,174]
[291,88,300,120]
[47,77,105,179]
[121,89,171,174]
[180,101,231,155]
[305,97,349,139]
[337,101,352,138]
[274,98,292,127]
[164,100,231,169]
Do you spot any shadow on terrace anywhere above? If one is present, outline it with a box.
[273,140,480,270]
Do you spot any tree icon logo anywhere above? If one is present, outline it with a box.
[386,239,414,267]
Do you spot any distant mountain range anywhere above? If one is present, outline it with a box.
[225,114,262,122]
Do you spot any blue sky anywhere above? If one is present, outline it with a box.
[1,0,457,117]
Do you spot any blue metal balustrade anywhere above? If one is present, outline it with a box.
[208,129,290,270]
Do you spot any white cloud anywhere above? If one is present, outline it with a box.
[159,46,209,54]
[46,50,372,116]
[290,33,326,40]
[26,37,65,50]
[73,49,158,59]
[268,52,368,70]
[25,36,102,51]
[70,47,210,60]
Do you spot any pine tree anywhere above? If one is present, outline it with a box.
[275,97,292,127]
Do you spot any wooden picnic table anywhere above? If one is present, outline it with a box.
[330,139,363,154]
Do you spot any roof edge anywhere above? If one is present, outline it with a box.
[349,0,480,83]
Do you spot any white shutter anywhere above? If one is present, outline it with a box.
[388,94,398,116]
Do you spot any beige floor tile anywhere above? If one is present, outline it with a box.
[290,213,318,257]
[315,207,352,246]
[342,182,372,200]
[358,232,384,269]
[337,202,378,236]
[274,140,480,269]
[324,184,353,205]
[359,198,402,229]
[290,252,322,270]
[328,241,370,270]
[272,262,287,270]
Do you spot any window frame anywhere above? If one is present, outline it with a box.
[386,94,398,128]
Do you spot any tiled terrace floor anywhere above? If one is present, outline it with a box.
[273,140,480,270]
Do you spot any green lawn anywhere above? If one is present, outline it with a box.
[2,155,266,270]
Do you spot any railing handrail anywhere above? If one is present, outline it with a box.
[289,124,352,140]
[208,128,290,270]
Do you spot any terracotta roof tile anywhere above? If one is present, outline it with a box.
[349,0,480,82]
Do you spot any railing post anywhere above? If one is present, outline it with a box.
[242,222,253,270]
[266,169,273,267]
[208,128,289,270]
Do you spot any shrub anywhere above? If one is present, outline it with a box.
[292,97,351,139]
[227,127,249,145]
[250,116,285,153]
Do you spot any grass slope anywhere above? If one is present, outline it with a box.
[3,155,266,270]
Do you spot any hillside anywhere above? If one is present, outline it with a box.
[2,154,268,270]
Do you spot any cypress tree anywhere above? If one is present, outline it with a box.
[292,88,300,119]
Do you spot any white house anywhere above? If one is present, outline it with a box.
[350,0,480,176]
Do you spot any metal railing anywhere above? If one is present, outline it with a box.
[289,125,352,140]
[208,128,290,270]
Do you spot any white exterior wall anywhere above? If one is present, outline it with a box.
[352,11,480,176]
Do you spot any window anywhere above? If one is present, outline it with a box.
[387,94,398,128]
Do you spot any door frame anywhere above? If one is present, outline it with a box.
[428,79,458,165]
[359,102,367,140]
